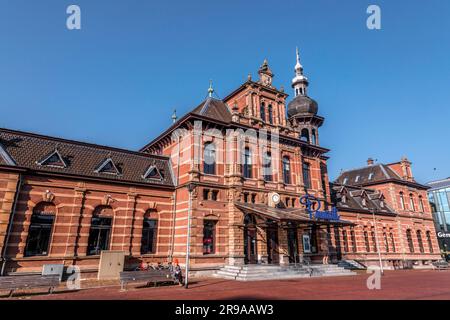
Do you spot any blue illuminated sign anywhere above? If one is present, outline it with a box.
[299,195,341,221]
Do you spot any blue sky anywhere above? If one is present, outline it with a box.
[1,0,449,183]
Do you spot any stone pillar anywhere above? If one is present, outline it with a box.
[64,186,86,257]
[278,226,290,266]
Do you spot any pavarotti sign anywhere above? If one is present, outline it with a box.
[314,207,341,221]
[300,195,341,221]
[437,231,450,239]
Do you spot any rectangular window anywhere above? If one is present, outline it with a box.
[203,189,210,200]
[141,218,158,254]
[351,228,357,252]
[243,148,252,179]
[268,105,273,124]
[364,231,370,252]
[203,220,216,255]
[390,231,396,252]
[251,194,256,204]
[282,157,291,185]
[263,152,272,182]
[406,230,415,253]
[302,162,311,189]
[211,190,219,201]
[260,103,266,121]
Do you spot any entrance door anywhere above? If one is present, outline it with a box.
[287,228,299,263]
[244,227,257,264]
[243,214,257,264]
[266,228,279,264]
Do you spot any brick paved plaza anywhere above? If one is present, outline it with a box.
[6,269,450,300]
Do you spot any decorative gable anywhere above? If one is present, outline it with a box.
[95,158,120,175]
[142,165,163,181]
[37,149,67,168]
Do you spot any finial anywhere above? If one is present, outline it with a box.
[247,73,252,81]
[208,79,214,98]
[171,109,177,123]
[295,47,302,71]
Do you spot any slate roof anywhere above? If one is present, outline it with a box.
[331,183,396,216]
[0,128,174,188]
[335,164,401,185]
[191,97,232,123]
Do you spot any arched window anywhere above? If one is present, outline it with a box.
[141,210,158,254]
[25,202,56,257]
[268,104,273,124]
[300,128,310,143]
[399,192,405,210]
[416,230,424,253]
[302,162,311,189]
[282,156,291,185]
[419,196,424,212]
[263,151,272,182]
[260,102,266,121]
[364,230,370,252]
[87,206,113,256]
[203,142,216,175]
[426,231,434,253]
[406,229,414,253]
[409,194,415,211]
[311,129,317,145]
[243,147,252,179]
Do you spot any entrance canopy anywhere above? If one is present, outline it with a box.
[235,202,355,227]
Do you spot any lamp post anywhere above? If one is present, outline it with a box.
[185,183,195,289]
[371,208,384,275]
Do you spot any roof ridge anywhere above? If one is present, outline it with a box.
[0,128,169,160]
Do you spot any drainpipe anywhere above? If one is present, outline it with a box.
[371,208,384,275]
[169,135,181,263]
[184,183,194,289]
[1,174,23,276]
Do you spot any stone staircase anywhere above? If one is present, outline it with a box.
[214,264,356,281]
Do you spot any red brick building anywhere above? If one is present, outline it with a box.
[0,52,441,277]
[333,158,440,268]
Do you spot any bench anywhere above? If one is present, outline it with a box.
[0,275,61,298]
[119,269,175,290]
[432,261,449,270]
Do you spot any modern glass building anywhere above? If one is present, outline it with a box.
[427,178,450,256]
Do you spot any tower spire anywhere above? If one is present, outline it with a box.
[292,47,309,97]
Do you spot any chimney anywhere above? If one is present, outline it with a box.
[367,158,374,166]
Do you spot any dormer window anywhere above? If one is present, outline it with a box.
[341,195,347,204]
[37,149,67,168]
[142,165,163,181]
[95,158,120,175]
[343,178,348,185]
[355,175,360,183]
[361,197,367,207]
[380,200,385,208]
[368,173,374,180]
